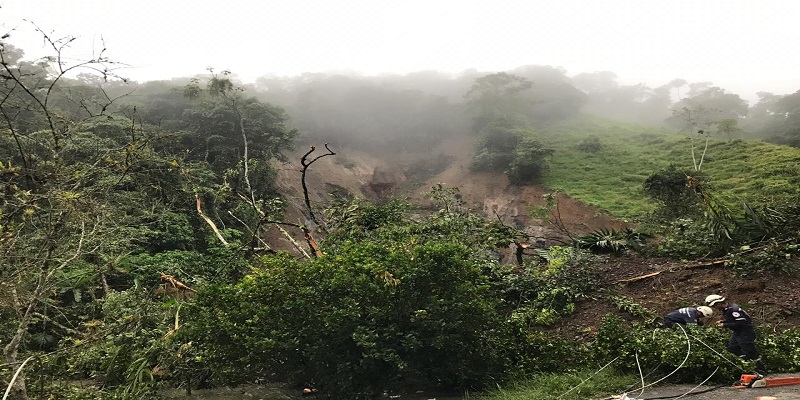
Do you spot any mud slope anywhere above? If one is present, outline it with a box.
[269,135,628,252]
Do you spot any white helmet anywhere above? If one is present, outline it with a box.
[696,306,713,317]
[704,294,726,307]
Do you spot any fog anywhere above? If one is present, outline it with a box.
[3,0,800,148]
[3,0,799,104]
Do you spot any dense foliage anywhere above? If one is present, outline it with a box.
[181,198,618,398]
[0,37,295,400]
[591,315,800,383]
[3,27,800,400]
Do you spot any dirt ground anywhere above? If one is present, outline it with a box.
[271,136,627,253]
[557,251,800,340]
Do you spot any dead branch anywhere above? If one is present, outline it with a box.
[618,258,728,283]
[619,271,662,283]
[305,230,323,258]
[300,143,336,226]
[272,223,311,259]
[33,312,76,334]
[227,209,272,252]
[159,272,197,293]
[195,194,229,246]
[259,219,325,259]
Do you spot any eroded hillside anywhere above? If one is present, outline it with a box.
[269,135,627,255]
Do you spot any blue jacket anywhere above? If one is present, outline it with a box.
[664,307,703,326]
[721,303,754,333]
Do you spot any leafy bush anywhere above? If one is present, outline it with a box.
[726,241,800,276]
[43,289,177,399]
[471,120,538,172]
[759,327,800,372]
[185,241,506,398]
[117,235,249,288]
[534,246,591,272]
[576,228,650,254]
[588,314,800,383]
[650,218,724,258]
[576,135,605,153]
[498,250,599,329]
[323,197,410,240]
[643,164,703,220]
[493,328,587,380]
[507,136,554,184]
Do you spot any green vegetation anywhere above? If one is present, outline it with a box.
[3,29,800,400]
[479,369,636,400]
[541,117,800,219]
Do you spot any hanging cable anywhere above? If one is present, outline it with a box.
[618,324,692,398]
[634,351,646,398]
[556,356,619,399]
[686,333,741,369]
[672,365,718,399]
[641,324,692,390]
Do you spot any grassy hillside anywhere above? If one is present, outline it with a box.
[539,117,800,220]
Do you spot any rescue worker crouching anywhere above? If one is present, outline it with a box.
[663,306,713,328]
[704,294,768,376]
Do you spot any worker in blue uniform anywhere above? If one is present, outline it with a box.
[705,294,767,376]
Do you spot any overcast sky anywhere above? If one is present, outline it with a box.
[2,0,799,102]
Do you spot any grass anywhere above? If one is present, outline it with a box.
[478,368,637,400]
[537,116,800,220]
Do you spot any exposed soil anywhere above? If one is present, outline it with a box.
[270,135,800,334]
[552,253,800,342]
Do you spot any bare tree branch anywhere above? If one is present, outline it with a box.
[300,143,336,226]
[195,194,229,246]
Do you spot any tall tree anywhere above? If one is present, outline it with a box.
[464,72,532,131]
[767,90,800,147]
[180,70,299,251]
[666,86,749,170]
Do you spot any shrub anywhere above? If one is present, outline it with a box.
[643,165,703,220]
[576,228,650,254]
[507,136,554,184]
[498,251,599,329]
[471,120,523,172]
[591,314,752,383]
[185,242,506,398]
[651,218,725,258]
[576,135,604,153]
[726,241,800,276]
[608,295,657,320]
[759,327,800,372]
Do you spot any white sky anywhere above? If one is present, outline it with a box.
[2,0,799,102]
